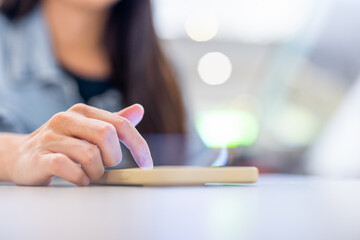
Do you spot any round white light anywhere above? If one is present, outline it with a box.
[197,52,232,85]
[185,11,219,42]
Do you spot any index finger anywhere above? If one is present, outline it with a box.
[69,104,153,169]
[115,104,144,126]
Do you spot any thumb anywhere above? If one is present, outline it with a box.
[115,104,144,126]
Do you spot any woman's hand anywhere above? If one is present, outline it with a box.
[6,103,153,186]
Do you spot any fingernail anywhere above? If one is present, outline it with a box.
[140,153,153,170]
[134,103,144,111]
[81,175,90,186]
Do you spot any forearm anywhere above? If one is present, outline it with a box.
[0,133,26,182]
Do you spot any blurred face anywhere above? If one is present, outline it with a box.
[53,0,121,11]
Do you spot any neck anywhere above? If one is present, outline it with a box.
[43,1,111,79]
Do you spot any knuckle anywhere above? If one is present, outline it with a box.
[97,124,116,140]
[115,117,132,129]
[40,130,57,144]
[69,103,87,113]
[48,112,67,127]
[49,154,65,173]
[82,145,100,164]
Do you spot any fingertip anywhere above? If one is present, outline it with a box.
[138,152,154,170]
[140,160,154,170]
[141,165,154,170]
[133,103,144,112]
[79,175,90,186]
[117,104,144,126]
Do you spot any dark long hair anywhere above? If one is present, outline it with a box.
[0,0,186,134]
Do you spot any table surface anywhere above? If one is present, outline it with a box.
[1,174,360,240]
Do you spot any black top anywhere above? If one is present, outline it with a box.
[62,67,113,103]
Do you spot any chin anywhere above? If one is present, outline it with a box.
[64,0,121,11]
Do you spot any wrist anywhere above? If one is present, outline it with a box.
[0,133,27,182]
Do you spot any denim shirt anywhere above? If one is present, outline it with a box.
[0,6,227,167]
[0,6,122,133]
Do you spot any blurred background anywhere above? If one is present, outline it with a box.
[152,0,360,177]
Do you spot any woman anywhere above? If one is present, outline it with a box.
[0,0,186,186]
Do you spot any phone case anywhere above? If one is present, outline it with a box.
[91,166,258,186]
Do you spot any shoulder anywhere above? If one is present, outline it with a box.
[0,13,10,82]
[0,12,19,53]
[0,12,11,39]
[0,11,10,25]
[0,6,54,82]
[0,6,43,44]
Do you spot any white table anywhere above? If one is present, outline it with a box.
[1,174,360,240]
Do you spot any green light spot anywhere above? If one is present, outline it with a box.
[196,110,259,148]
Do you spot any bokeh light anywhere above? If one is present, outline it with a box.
[269,104,320,147]
[196,110,259,148]
[153,0,312,43]
[185,11,219,42]
[198,52,232,85]
[228,0,312,43]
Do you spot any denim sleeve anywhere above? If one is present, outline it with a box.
[0,66,28,133]
[0,16,27,133]
[0,106,27,133]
